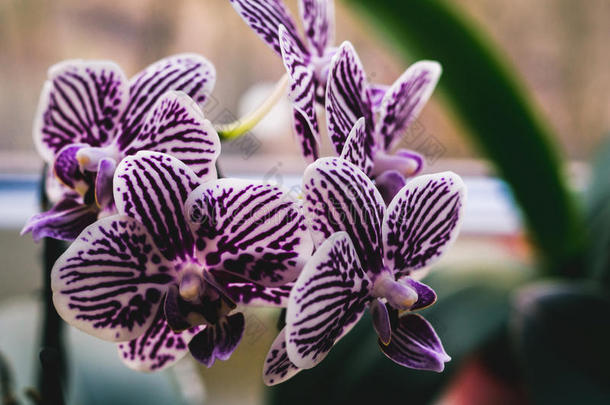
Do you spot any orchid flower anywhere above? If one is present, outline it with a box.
[262,157,465,385]
[229,0,337,161]
[328,42,442,203]
[51,151,313,371]
[23,54,218,242]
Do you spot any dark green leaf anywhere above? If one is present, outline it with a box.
[511,281,610,404]
[585,137,610,285]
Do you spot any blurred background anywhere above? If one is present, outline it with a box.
[0,1,609,404]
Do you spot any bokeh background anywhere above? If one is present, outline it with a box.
[1,1,609,404]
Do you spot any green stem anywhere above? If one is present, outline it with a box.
[217,73,289,140]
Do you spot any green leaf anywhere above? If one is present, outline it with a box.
[585,137,610,285]
[511,281,610,404]
[343,0,586,274]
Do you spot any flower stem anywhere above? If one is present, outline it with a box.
[38,166,66,405]
[216,73,289,140]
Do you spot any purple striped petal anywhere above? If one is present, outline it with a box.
[263,328,301,386]
[53,144,91,195]
[114,151,200,262]
[370,298,391,345]
[51,215,175,341]
[94,157,117,211]
[376,61,441,151]
[121,91,220,180]
[229,0,305,56]
[33,60,129,162]
[279,23,311,70]
[116,54,215,149]
[279,24,320,162]
[21,198,98,242]
[117,309,203,371]
[339,117,374,176]
[292,108,320,162]
[382,172,465,277]
[302,157,386,277]
[186,179,313,287]
[188,312,245,367]
[299,0,335,56]
[228,283,292,307]
[286,232,372,369]
[405,278,437,311]
[213,271,292,307]
[375,170,406,205]
[325,41,374,156]
[379,313,450,372]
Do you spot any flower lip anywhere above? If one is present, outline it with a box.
[76,144,121,172]
[179,264,205,302]
[371,150,423,178]
[372,272,419,311]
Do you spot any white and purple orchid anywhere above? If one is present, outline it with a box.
[229,1,439,193]
[18,1,470,389]
[262,157,465,385]
[51,151,313,371]
[23,54,219,242]
[328,42,442,203]
[230,0,336,161]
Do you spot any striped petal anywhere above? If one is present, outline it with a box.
[188,312,245,367]
[299,0,335,56]
[213,271,292,307]
[376,61,441,151]
[21,197,98,242]
[279,24,320,162]
[379,313,450,372]
[339,117,374,176]
[382,172,465,277]
[325,41,374,156]
[302,157,386,277]
[116,54,215,149]
[121,91,220,180]
[263,328,301,386]
[229,0,305,56]
[51,215,175,342]
[118,308,203,371]
[33,60,129,162]
[225,283,292,308]
[292,108,320,162]
[186,179,313,287]
[114,151,200,262]
[286,232,372,369]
